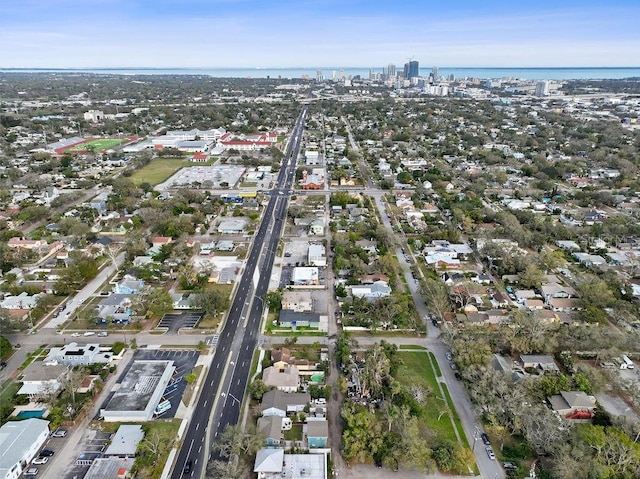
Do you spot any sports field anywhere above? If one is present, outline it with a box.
[64,137,130,152]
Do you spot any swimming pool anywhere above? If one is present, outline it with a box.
[16,409,46,419]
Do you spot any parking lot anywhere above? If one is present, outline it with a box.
[62,431,112,479]
[157,312,204,333]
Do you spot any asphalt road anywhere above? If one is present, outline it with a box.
[170,106,307,479]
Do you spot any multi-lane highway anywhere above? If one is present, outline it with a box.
[170,106,307,479]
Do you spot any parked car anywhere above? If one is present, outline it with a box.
[449,362,457,370]
[32,457,48,465]
[503,462,517,470]
[39,450,54,457]
[486,446,496,460]
[51,429,67,438]
[83,331,95,336]
[481,432,491,445]
[98,331,108,337]
[445,352,452,361]
[71,333,81,337]
[24,468,39,476]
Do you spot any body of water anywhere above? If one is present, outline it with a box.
[1,67,639,80]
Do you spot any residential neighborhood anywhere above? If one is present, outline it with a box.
[1,71,640,479]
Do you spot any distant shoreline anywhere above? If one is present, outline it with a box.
[1,66,639,81]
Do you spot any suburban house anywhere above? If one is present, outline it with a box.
[271,347,318,371]
[7,238,47,251]
[253,449,326,479]
[0,418,50,479]
[45,343,113,366]
[171,293,197,310]
[308,244,327,267]
[260,390,311,417]
[519,355,559,372]
[257,416,284,447]
[113,276,144,295]
[548,391,597,419]
[95,294,133,324]
[151,236,172,248]
[278,310,326,331]
[306,419,329,448]
[309,219,325,235]
[0,292,41,310]
[350,280,392,301]
[281,291,312,312]
[217,219,247,234]
[262,366,300,392]
[18,362,69,399]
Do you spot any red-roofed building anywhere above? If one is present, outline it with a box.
[191,153,208,163]
[218,132,278,151]
[151,236,173,247]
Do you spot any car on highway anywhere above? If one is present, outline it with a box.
[51,429,67,438]
[486,446,496,460]
[83,331,95,336]
[24,468,39,476]
[98,331,108,337]
[481,432,491,445]
[183,460,192,474]
[32,457,48,465]
[39,450,54,457]
[71,333,81,337]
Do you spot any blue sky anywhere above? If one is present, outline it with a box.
[0,0,638,68]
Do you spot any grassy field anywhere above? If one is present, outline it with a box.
[129,157,191,185]
[397,351,464,445]
[65,138,129,152]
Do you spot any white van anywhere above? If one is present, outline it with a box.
[83,331,96,336]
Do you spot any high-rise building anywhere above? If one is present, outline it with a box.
[386,64,396,79]
[316,70,324,82]
[404,60,419,79]
[535,80,550,97]
[432,66,439,79]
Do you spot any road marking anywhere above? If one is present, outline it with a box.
[198,446,202,453]
[195,423,199,431]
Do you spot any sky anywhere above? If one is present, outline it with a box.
[0,0,639,68]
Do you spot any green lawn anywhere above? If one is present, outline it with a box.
[284,424,303,441]
[397,352,463,445]
[66,138,129,152]
[129,157,215,186]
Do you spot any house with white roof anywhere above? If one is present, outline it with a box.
[350,280,392,301]
[0,418,50,479]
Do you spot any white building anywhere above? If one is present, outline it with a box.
[292,267,319,286]
[308,244,327,267]
[350,280,392,300]
[45,342,113,366]
[0,418,50,479]
[83,110,104,122]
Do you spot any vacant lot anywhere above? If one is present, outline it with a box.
[396,351,464,445]
[130,157,212,186]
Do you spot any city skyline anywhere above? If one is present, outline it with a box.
[1,0,639,69]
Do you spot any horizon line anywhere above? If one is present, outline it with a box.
[1,66,639,70]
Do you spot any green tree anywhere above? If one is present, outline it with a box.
[192,290,231,317]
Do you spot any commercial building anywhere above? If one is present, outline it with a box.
[100,360,175,422]
[0,418,50,479]
[103,425,145,457]
[292,267,319,286]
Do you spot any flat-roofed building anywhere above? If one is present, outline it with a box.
[100,360,175,422]
[104,425,145,457]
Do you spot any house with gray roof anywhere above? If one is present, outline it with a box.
[260,390,310,417]
[257,416,283,447]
